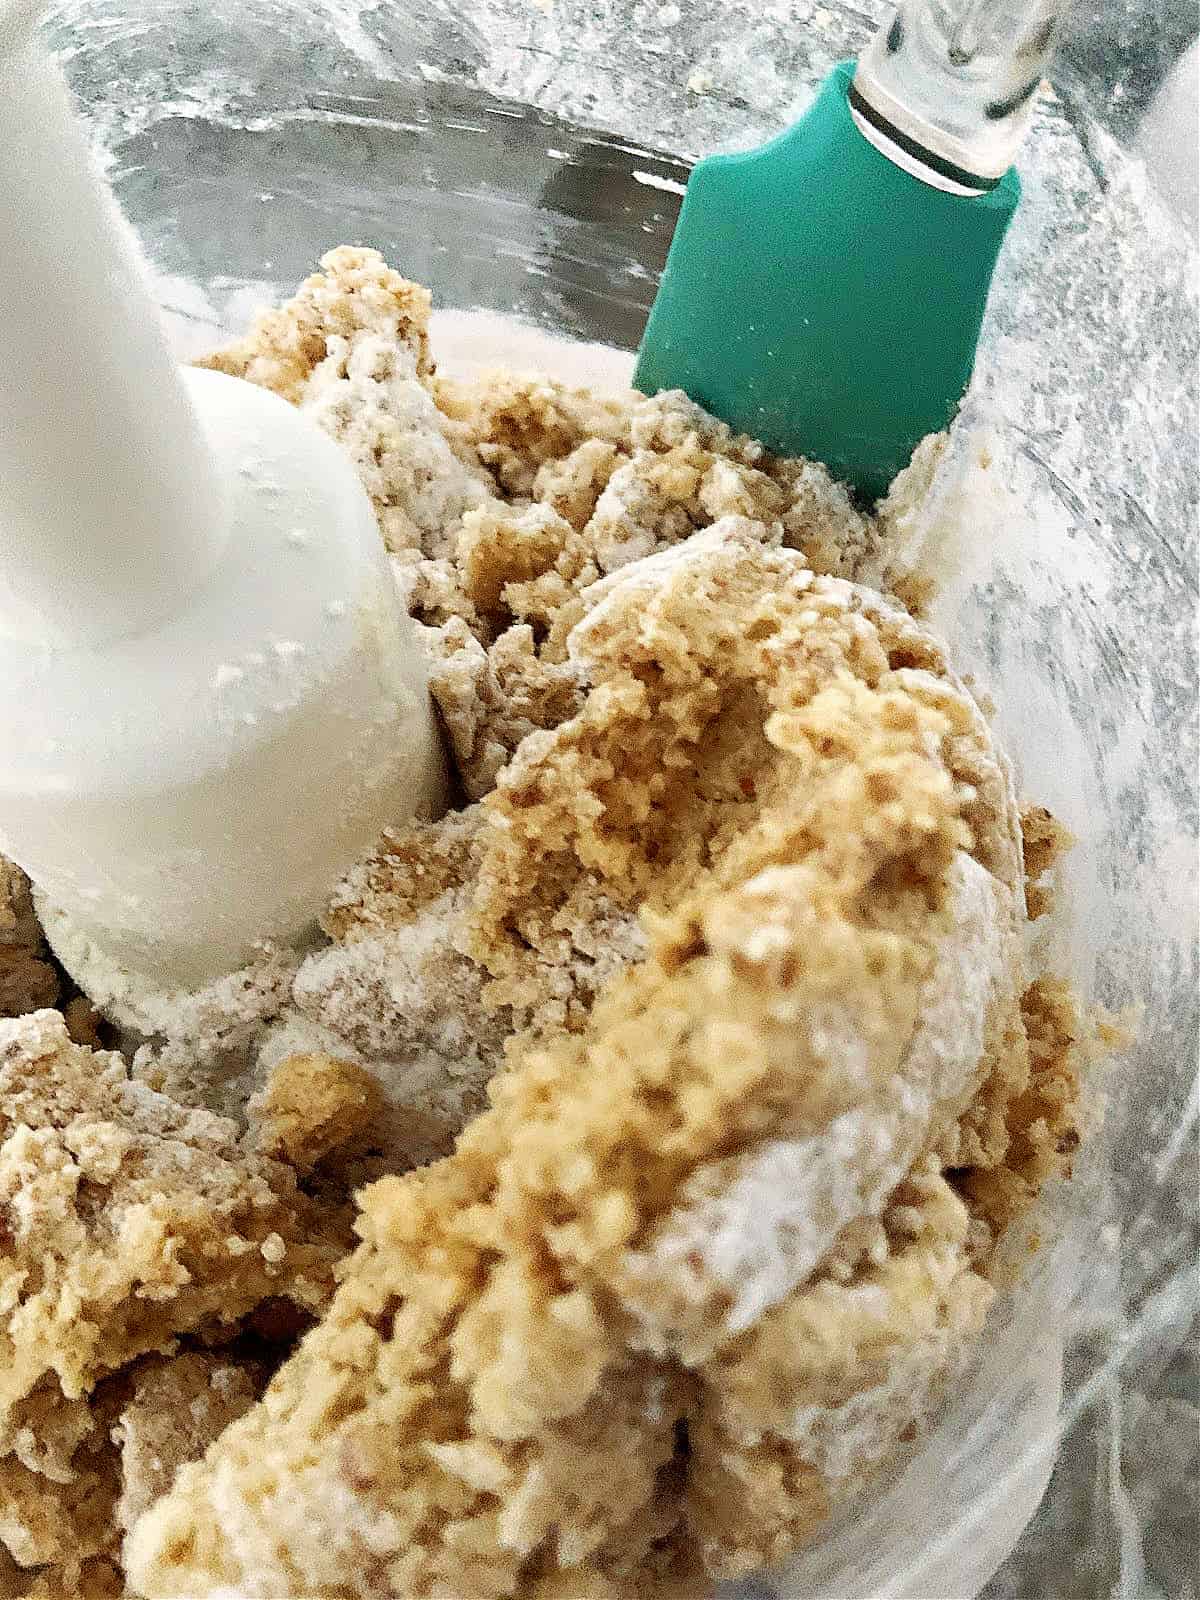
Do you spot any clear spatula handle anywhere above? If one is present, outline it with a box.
[854,0,1065,192]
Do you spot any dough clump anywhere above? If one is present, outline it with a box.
[0,250,1104,1597]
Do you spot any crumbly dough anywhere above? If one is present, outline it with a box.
[0,865,58,1021]
[0,249,1105,1596]
[247,1052,386,1174]
[0,1010,349,1596]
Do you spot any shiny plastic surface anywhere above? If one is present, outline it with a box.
[635,63,1020,498]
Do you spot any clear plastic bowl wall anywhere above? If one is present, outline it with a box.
[44,2,1199,1595]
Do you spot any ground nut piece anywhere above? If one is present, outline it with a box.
[586,1502,705,1600]
[0,1354,263,1592]
[302,326,491,561]
[303,812,514,1144]
[430,620,520,796]
[623,390,878,589]
[3,1389,99,1491]
[248,1053,385,1173]
[573,438,793,578]
[697,456,785,523]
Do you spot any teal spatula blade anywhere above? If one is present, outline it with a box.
[634,61,1020,504]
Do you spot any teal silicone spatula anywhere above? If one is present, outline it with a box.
[635,0,1062,502]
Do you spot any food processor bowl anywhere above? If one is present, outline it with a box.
[38,2,1200,1595]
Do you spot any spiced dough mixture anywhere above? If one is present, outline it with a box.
[0,249,1112,1599]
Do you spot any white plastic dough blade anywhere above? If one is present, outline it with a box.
[0,8,447,991]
